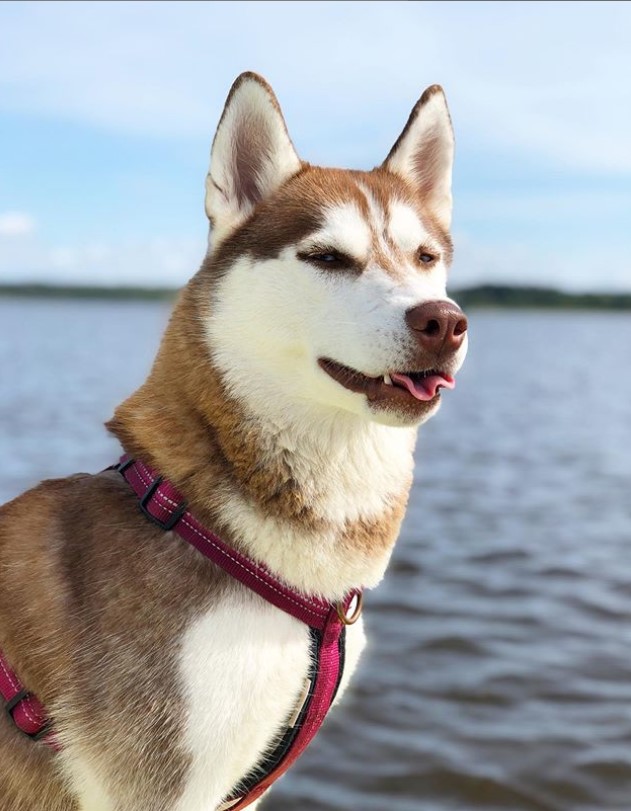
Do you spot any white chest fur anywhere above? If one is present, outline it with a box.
[214,418,416,598]
[174,591,366,811]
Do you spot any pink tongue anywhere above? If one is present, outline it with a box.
[390,372,455,401]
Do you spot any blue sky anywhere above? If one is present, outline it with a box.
[1,0,629,291]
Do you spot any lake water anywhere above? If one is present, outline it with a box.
[1,299,631,811]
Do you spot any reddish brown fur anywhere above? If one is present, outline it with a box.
[0,469,241,808]
[0,260,409,806]
[0,76,450,809]
[107,269,410,541]
[209,164,452,287]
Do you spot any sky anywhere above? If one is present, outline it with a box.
[0,0,630,292]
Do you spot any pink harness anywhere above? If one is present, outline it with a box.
[0,456,363,810]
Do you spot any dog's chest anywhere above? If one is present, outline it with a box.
[173,592,365,811]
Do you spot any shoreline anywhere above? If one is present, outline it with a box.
[1,282,631,310]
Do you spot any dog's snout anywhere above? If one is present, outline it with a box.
[405,300,468,353]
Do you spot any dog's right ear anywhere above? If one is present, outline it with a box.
[205,72,302,244]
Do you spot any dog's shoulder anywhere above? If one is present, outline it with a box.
[0,469,148,569]
[1,469,128,524]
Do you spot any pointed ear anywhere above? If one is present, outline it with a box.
[383,85,454,231]
[205,72,302,242]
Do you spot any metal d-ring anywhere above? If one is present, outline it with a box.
[336,591,364,625]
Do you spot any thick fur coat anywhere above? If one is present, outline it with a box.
[0,73,467,810]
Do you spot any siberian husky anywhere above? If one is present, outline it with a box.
[0,72,467,810]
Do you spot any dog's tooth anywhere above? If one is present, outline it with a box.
[383,374,393,386]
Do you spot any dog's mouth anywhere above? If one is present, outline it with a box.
[318,358,455,405]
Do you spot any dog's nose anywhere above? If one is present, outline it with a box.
[405,300,468,353]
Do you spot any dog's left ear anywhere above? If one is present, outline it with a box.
[205,72,302,244]
[383,85,454,231]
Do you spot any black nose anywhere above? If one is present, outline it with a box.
[405,300,468,353]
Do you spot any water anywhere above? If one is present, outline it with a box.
[1,299,631,810]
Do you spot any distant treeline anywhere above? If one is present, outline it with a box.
[454,285,631,310]
[1,282,631,310]
[0,283,175,301]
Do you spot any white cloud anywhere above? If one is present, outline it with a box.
[1,2,629,293]
[2,223,628,294]
[0,1,629,172]
[0,212,36,237]
[451,232,631,294]
[0,232,206,287]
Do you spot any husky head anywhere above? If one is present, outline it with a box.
[202,72,467,429]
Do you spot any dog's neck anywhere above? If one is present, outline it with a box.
[107,279,416,599]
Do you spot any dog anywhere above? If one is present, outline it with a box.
[0,72,467,811]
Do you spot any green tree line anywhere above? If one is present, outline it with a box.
[1,282,631,310]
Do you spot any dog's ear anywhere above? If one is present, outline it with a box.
[382,86,454,231]
[205,72,302,243]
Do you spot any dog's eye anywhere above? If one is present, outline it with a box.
[418,250,437,265]
[314,253,339,263]
[299,250,353,270]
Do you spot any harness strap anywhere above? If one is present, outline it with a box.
[115,456,343,630]
[1,456,363,811]
[113,456,359,810]
[224,612,348,810]
[0,650,55,746]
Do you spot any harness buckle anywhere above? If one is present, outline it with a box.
[5,689,53,741]
[139,476,188,531]
[113,456,135,475]
[30,720,54,741]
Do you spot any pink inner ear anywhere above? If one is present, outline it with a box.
[207,74,302,231]
[382,87,454,232]
[412,129,449,200]
[232,116,269,207]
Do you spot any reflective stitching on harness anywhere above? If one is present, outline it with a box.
[133,464,328,622]
[0,657,40,727]
[0,455,354,808]
[125,456,348,810]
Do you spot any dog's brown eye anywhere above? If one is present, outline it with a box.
[418,250,437,265]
